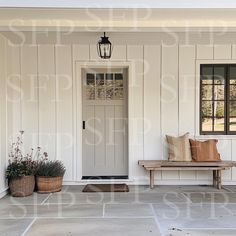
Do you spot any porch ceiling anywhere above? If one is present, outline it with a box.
[1,8,236,32]
[1,0,236,9]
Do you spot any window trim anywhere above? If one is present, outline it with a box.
[199,63,236,135]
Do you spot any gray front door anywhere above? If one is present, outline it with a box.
[82,68,128,177]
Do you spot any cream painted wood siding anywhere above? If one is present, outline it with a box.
[0,35,7,196]
[4,41,236,184]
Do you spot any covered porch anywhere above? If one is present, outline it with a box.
[1,2,236,235]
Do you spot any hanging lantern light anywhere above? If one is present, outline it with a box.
[97,32,112,59]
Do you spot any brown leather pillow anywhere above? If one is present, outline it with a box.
[189,139,221,162]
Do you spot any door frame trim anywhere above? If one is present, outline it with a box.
[76,61,133,181]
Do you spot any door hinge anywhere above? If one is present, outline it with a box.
[83,121,86,130]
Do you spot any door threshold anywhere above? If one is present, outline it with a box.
[82,176,128,180]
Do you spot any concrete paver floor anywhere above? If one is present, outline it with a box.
[1,185,236,236]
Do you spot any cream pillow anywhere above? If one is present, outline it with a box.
[166,133,192,162]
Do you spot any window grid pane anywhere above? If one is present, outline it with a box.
[200,64,228,134]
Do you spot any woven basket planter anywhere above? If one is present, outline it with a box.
[36,176,63,193]
[9,175,35,197]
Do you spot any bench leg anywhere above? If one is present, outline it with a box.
[217,170,222,190]
[213,170,217,187]
[150,170,155,189]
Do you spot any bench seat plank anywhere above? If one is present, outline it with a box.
[145,167,228,171]
[138,160,236,190]
[139,160,236,167]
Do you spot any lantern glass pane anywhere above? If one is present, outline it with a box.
[99,43,111,58]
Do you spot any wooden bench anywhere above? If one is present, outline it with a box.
[138,160,236,189]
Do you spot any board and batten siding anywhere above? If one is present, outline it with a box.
[4,40,236,184]
[0,35,8,197]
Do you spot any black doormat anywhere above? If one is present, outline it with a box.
[82,184,129,192]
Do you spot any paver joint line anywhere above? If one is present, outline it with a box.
[20,218,37,236]
[2,185,236,235]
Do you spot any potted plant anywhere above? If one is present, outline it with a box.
[6,131,36,197]
[35,156,66,193]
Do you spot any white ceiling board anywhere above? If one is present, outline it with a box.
[1,0,236,8]
[1,8,236,32]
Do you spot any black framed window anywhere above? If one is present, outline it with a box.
[200,64,236,135]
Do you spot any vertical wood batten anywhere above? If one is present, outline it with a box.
[214,45,231,60]
[232,140,236,180]
[4,40,236,185]
[179,45,196,180]
[161,44,179,180]
[217,140,232,180]
[73,44,90,61]
[73,44,90,180]
[55,45,73,181]
[21,45,39,152]
[144,45,161,180]
[38,45,56,159]
[0,35,7,192]
[197,45,214,60]
[6,45,21,141]
[196,44,214,180]
[231,45,236,59]
[127,45,144,179]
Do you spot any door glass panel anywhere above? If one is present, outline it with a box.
[95,74,105,100]
[106,73,113,85]
[96,73,104,85]
[202,118,213,132]
[106,86,114,100]
[202,85,212,100]
[86,73,95,100]
[105,73,114,100]
[86,87,95,100]
[115,73,123,87]
[86,73,95,85]
[214,85,224,100]
[114,88,124,100]
[86,71,125,101]
[96,87,105,99]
